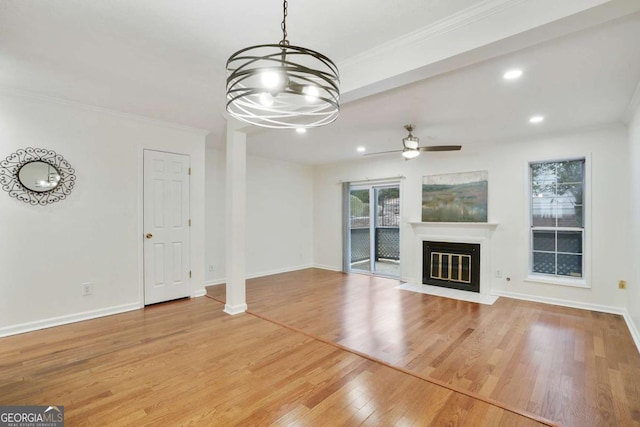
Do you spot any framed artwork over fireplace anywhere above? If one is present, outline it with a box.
[421,170,488,222]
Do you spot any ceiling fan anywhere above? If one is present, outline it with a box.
[365,124,461,159]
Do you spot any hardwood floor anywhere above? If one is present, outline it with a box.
[208,268,640,427]
[1,268,638,425]
[1,297,546,426]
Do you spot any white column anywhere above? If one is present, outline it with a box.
[224,121,247,315]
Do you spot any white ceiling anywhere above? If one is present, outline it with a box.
[1,0,640,164]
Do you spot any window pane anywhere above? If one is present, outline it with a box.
[557,254,582,277]
[533,230,555,251]
[533,252,555,275]
[556,183,583,204]
[532,197,557,226]
[557,160,584,184]
[350,189,370,227]
[530,158,585,281]
[557,231,582,254]
[557,205,583,227]
[532,180,556,198]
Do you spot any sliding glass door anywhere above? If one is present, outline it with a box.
[348,183,400,277]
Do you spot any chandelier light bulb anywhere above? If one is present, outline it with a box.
[261,70,282,89]
[259,92,275,107]
[303,85,320,102]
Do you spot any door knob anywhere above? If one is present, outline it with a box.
[145,233,153,239]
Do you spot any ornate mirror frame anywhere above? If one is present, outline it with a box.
[0,147,76,205]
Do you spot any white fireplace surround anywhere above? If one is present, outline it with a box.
[408,221,498,298]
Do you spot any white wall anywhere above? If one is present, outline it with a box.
[0,91,206,336]
[205,148,314,284]
[314,124,630,310]
[628,102,640,334]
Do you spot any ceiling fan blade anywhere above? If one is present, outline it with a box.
[419,145,462,152]
[362,149,403,156]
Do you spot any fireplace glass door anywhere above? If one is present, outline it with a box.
[348,183,400,277]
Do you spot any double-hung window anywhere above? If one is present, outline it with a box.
[529,158,585,283]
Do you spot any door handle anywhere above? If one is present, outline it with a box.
[145,233,153,239]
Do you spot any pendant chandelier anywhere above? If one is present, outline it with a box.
[225,1,340,129]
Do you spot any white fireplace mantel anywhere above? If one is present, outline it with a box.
[409,221,499,229]
[407,221,499,297]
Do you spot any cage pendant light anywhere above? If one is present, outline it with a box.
[225,0,340,129]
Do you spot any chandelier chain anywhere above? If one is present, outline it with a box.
[280,0,289,47]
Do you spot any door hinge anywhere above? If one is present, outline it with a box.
[188,167,191,175]
[189,271,192,278]
[188,219,191,226]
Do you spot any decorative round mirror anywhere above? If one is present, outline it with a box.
[0,148,76,205]
[18,161,62,192]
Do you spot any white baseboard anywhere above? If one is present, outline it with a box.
[0,303,141,338]
[191,289,206,298]
[223,303,247,315]
[245,264,314,279]
[492,290,640,354]
[204,265,316,287]
[312,263,342,272]
[623,312,640,354]
[490,289,626,315]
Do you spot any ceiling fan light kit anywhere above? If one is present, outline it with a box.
[364,124,462,159]
[225,0,340,129]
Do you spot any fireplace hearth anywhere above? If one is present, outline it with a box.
[423,241,480,293]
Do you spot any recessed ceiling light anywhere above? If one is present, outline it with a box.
[529,115,544,124]
[296,128,307,134]
[503,69,523,80]
[357,146,366,153]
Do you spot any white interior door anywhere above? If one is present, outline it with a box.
[143,150,191,305]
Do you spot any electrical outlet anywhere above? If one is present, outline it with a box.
[495,270,502,278]
[208,265,214,272]
[619,280,627,289]
[82,283,92,296]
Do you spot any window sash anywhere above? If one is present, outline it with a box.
[529,159,585,281]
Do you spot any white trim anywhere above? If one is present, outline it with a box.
[525,154,592,288]
[338,176,405,185]
[398,283,499,305]
[0,85,209,135]
[313,264,343,272]
[525,274,588,288]
[623,312,640,354]
[223,303,248,315]
[191,289,206,298]
[0,303,141,338]
[491,289,624,315]
[492,289,640,355]
[205,279,226,287]
[409,221,498,229]
[202,265,318,288]
[245,264,314,280]
[340,0,523,69]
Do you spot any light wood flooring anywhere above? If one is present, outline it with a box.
[207,268,640,427]
[1,268,638,425]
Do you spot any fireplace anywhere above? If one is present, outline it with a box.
[423,241,480,293]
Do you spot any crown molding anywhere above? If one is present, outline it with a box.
[0,85,210,136]
[338,0,621,98]
[340,0,526,70]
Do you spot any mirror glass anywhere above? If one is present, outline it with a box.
[17,161,61,192]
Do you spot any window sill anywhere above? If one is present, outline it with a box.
[525,274,590,289]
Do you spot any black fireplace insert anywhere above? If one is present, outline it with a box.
[423,241,480,293]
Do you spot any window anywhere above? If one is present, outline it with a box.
[530,159,585,281]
